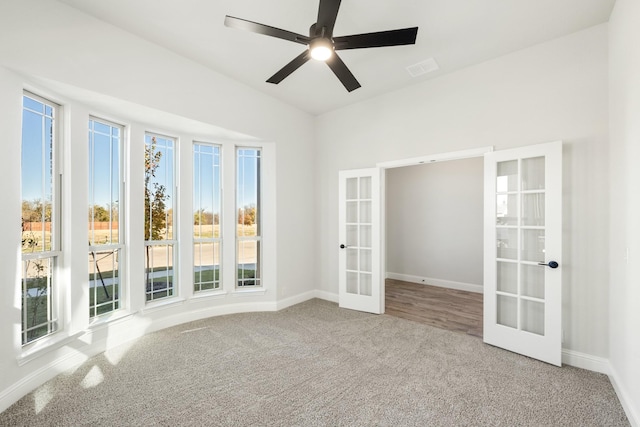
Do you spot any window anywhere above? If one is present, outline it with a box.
[193,143,222,292]
[236,148,261,287]
[144,133,176,301]
[20,92,60,344]
[88,118,124,317]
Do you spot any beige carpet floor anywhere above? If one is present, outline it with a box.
[0,299,629,426]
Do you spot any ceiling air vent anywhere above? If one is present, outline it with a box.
[406,58,439,77]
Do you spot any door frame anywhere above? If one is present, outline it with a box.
[376,146,494,298]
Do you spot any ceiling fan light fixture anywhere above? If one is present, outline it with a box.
[309,38,333,61]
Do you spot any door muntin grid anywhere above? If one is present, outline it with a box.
[344,176,373,296]
[495,156,546,336]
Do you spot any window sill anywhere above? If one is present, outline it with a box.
[189,290,228,301]
[231,288,267,297]
[18,330,85,366]
[140,297,186,314]
[88,310,135,329]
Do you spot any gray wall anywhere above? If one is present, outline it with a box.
[386,158,483,288]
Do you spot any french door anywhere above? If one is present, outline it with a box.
[338,168,384,314]
[483,141,563,366]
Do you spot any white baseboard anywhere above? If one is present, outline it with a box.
[314,290,339,303]
[276,290,318,310]
[386,272,483,294]
[0,350,91,414]
[608,365,640,427]
[561,349,610,374]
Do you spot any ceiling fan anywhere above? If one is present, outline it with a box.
[224,0,418,92]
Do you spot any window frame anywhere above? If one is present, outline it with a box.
[235,146,262,288]
[20,91,62,345]
[193,141,223,293]
[144,132,178,302]
[88,116,126,318]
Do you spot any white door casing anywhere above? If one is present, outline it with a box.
[483,141,563,366]
[338,168,384,314]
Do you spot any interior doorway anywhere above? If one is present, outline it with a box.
[378,147,491,336]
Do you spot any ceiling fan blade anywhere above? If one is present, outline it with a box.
[316,0,341,37]
[266,50,312,84]
[333,27,418,50]
[225,16,309,45]
[326,52,361,92]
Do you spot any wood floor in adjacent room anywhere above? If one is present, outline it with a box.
[385,279,483,338]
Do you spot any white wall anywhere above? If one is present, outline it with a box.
[386,158,483,289]
[608,0,640,423]
[0,0,316,412]
[316,25,609,359]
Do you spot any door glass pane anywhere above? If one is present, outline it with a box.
[346,178,358,200]
[359,177,372,199]
[521,156,545,190]
[497,295,517,329]
[497,160,518,192]
[497,194,517,226]
[360,273,372,296]
[346,248,358,270]
[359,225,371,248]
[521,300,545,335]
[346,225,358,247]
[522,229,545,262]
[521,264,544,299]
[497,228,518,260]
[522,193,545,226]
[346,271,358,294]
[359,201,372,224]
[360,249,372,272]
[497,261,517,294]
[346,201,358,223]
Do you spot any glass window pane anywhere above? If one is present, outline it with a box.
[346,178,358,200]
[497,160,518,192]
[522,156,545,190]
[359,225,371,248]
[521,264,545,299]
[346,272,358,294]
[346,201,358,223]
[89,249,121,317]
[145,134,175,242]
[194,242,221,292]
[360,273,372,296]
[522,229,545,262]
[359,177,371,199]
[237,240,260,287]
[522,193,545,226]
[360,248,372,272]
[236,147,262,288]
[497,295,517,329]
[346,225,358,247]
[359,201,372,224]
[497,261,517,294]
[145,244,174,301]
[521,300,545,335]
[88,118,123,258]
[497,194,517,226]
[346,248,358,271]
[22,257,56,344]
[497,228,518,260]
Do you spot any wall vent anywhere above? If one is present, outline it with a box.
[406,58,439,77]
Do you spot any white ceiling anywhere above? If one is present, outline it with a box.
[58,0,615,115]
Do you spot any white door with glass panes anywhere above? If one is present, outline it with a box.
[484,141,562,366]
[338,168,384,314]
